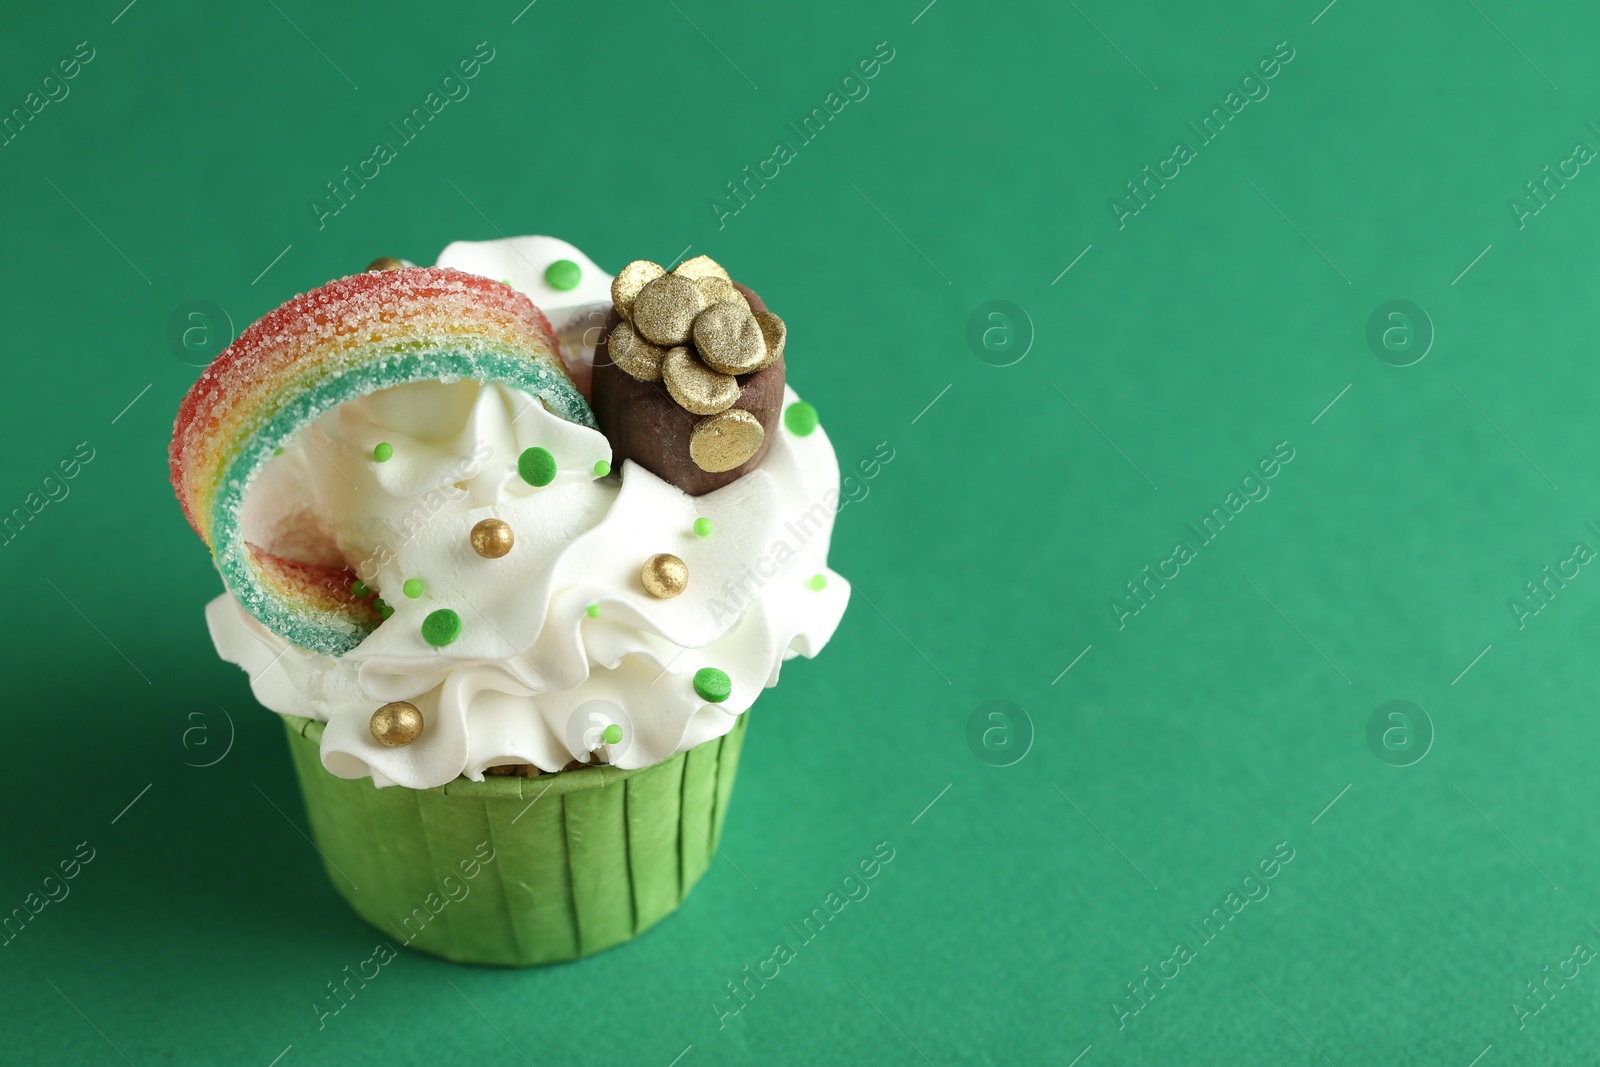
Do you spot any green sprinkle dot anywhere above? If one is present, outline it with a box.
[350,580,370,598]
[377,600,394,620]
[518,446,557,487]
[374,442,394,462]
[807,573,827,591]
[593,460,611,478]
[272,447,284,456]
[403,578,424,599]
[784,401,819,437]
[586,603,601,619]
[694,517,714,537]
[421,608,461,646]
[545,259,582,291]
[499,278,513,287]
[693,667,732,704]
[602,723,623,745]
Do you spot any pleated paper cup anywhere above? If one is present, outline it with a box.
[279,712,748,967]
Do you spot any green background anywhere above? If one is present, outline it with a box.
[3,0,1598,1062]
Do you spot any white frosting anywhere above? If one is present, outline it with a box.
[436,235,612,329]
[436,235,614,390]
[207,238,847,789]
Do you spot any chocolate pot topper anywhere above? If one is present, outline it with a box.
[592,256,786,496]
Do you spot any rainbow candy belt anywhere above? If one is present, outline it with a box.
[170,267,593,656]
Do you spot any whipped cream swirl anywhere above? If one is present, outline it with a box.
[207,238,847,788]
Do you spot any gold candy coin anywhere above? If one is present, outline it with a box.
[632,274,707,345]
[693,300,768,375]
[367,256,405,271]
[671,254,730,282]
[693,274,747,309]
[641,553,689,598]
[689,409,765,472]
[611,260,665,319]
[371,701,424,747]
[608,321,668,382]
[470,518,515,558]
[750,310,786,372]
[663,347,740,414]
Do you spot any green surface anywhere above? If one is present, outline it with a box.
[3,0,1600,1063]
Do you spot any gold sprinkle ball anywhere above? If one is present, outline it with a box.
[608,321,668,382]
[671,254,730,282]
[693,300,768,375]
[632,274,707,346]
[689,408,765,472]
[366,256,405,271]
[371,701,424,747]
[751,310,786,371]
[611,260,665,319]
[470,517,515,558]
[663,347,740,415]
[641,553,689,599]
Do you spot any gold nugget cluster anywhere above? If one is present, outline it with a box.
[610,255,786,473]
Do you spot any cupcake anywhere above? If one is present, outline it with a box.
[170,237,848,966]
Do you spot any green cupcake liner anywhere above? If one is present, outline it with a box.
[279,712,749,967]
